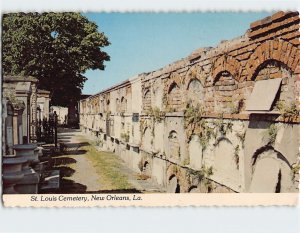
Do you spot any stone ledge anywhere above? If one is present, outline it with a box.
[4,75,38,83]
[165,111,185,117]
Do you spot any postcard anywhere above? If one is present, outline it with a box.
[2,10,299,207]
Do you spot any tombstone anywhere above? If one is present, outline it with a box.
[2,156,27,194]
[13,144,40,194]
[214,139,239,187]
[142,127,152,152]
[189,135,202,169]
[168,131,180,160]
[249,149,291,193]
[188,186,199,193]
[143,161,151,177]
[12,100,25,145]
[167,176,180,193]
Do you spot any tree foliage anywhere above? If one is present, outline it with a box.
[2,12,110,106]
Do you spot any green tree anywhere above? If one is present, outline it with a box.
[2,12,110,106]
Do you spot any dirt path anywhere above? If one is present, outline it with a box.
[54,128,163,193]
[53,128,102,193]
[62,134,102,192]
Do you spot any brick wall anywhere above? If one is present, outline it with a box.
[79,11,300,193]
[139,11,299,116]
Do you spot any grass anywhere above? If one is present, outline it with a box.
[78,136,133,190]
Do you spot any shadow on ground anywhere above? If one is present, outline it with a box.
[56,166,76,177]
[41,127,144,194]
[43,185,142,194]
[52,156,77,166]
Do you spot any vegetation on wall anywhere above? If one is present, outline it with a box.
[105,110,111,119]
[185,104,238,152]
[263,124,278,145]
[182,157,190,166]
[162,92,168,106]
[212,119,233,136]
[184,103,205,128]
[185,164,212,179]
[184,104,212,150]
[291,161,300,181]
[275,100,299,118]
[234,145,240,169]
[120,132,130,142]
[187,165,214,190]
[236,131,246,148]
[227,99,244,114]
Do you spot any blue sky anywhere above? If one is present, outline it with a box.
[82,12,272,94]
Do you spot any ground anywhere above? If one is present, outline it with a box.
[49,128,163,193]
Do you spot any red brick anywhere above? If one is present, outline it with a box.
[287,54,295,70]
[294,65,300,74]
[271,11,286,22]
[289,46,297,59]
[289,38,300,46]
[270,72,282,79]
[283,43,293,64]
[252,23,298,43]
[282,41,289,52]
[250,19,262,29]
[282,31,300,40]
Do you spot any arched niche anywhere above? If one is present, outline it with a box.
[167,175,180,193]
[142,127,152,152]
[100,99,104,112]
[251,61,295,111]
[246,40,298,81]
[214,138,239,185]
[188,134,202,169]
[152,83,163,109]
[143,89,151,111]
[250,148,293,193]
[212,55,241,82]
[106,99,110,112]
[186,79,204,106]
[213,71,238,113]
[168,82,182,109]
[120,96,127,113]
[115,98,120,112]
[188,185,199,193]
[142,161,151,176]
[168,130,180,160]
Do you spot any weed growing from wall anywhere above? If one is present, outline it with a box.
[275,100,299,118]
[146,107,166,123]
[264,124,278,145]
[291,163,300,181]
[187,165,214,190]
[182,157,190,166]
[105,110,111,119]
[234,145,240,169]
[184,103,204,128]
[120,132,130,142]
[236,131,246,148]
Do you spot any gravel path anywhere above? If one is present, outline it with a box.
[56,128,163,193]
[56,129,102,192]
